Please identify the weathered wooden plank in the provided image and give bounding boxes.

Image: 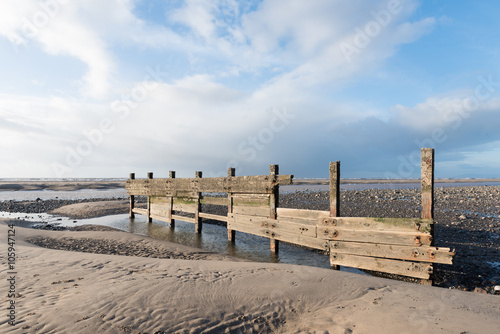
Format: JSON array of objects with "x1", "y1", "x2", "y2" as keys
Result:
[
  {"x1": 194, "y1": 171, "x2": 203, "y2": 234},
  {"x1": 233, "y1": 214, "x2": 317, "y2": 238},
  {"x1": 421, "y1": 148, "x2": 434, "y2": 220},
  {"x1": 228, "y1": 216, "x2": 329, "y2": 251},
  {"x1": 232, "y1": 194, "x2": 270, "y2": 206},
  {"x1": 277, "y1": 208, "x2": 330, "y2": 221},
  {"x1": 150, "y1": 204, "x2": 170, "y2": 217},
  {"x1": 126, "y1": 174, "x2": 294, "y2": 196},
  {"x1": 173, "y1": 197, "x2": 198, "y2": 205},
  {"x1": 129, "y1": 173, "x2": 135, "y2": 218},
  {"x1": 199, "y1": 212, "x2": 228, "y2": 222},
  {"x1": 171, "y1": 214, "x2": 196, "y2": 224},
  {"x1": 172, "y1": 203, "x2": 197, "y2": 213},
  {"x1": 150, "y1": 214, "x2": 172, "y2": 224},
  {"x1": 329, "y1": 241, "x2": 454, "y2": 264},
  {"x1": 132, "y1": 208, "x2": 148, "y2": 216},
  {"x1": 330, "y1": 161, "x2": 340, "y2": 217},
  {"x1": 318, "y1": 227, "x2": 433, "y2": 246},
  {"x1": 233, "y1": 205, "x2": 270, "y2": 217},
  {"x1": 277, "y1": 174, "x2": 294, "y2": 186},
  {"x1": 200, "y1": 196, "x2": 227, "y2": 206},
  {"x1": 330, "y1": 253, "x2": 432, "y2": 279},
  {"x1": 321, "y1": 217, "x2": 433, "y2": 233},
  {"x1": 150, "y1": 196, "x2": 171, "y2": 204},
  {"x1": 227, "y1": 167, "x2": 236, "y2": 242}
]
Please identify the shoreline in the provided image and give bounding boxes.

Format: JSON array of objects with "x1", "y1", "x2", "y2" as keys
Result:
[{"x1": 1, "y1": 178, "x2": 500, "y2": 192}]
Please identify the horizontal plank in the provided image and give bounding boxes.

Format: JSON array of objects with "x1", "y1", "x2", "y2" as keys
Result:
[
  {"x1": 329, "y1": 241, "x2": 454, "y2": 264},
  {"x1": 132, "y1": 208, "x2": 148, "y2": 216},
  {"x1": 233, "y1": 205, "x2": 270, "y2": 217},
  {"x1": 172, "y1": 203, "x2": 197, "y2": 214},
  {"x1": 150, "y1": 206, "x2": 170, "y2": 218},
  {"x1": 228, "y1": 215, "x2": 328, "y2": 251},
  {"x1": 173, "y1": 197, "x2": 198, "y2": 205},
  {"x1": 322, "y1": 217, "x2": 433, "y2": 233},
  {"x1": 233, "y1": 214, "x2": 317, "y2": 238},
  {"x1": 126, "y1": 174, "x2": 293, "y2": 195},
  {"x1": 318, "y1": 227, "x2": 432, "y2": 246},
  {"x1": 277, "y1": 208, "x2": 329, "y2": 221},
  {"x1": 330, "y1": 252, "x2": 432, "y2": 279},
  {"x1": 232, "y1": 194, "x2": 270, "y2": 207},
  {"x1": 171, "y1": 214, "x2": 196, "y2": 224},
  {"x1": 150, "y1": 214, "x2": 173, "y2": 224},
  {"x1": 200, "y1": 196, "x2": 227, "y2": 206},
  {"x1": 199, "y1": 212, "x2": 228, "y2": 222},
  {"x1": 150, "y1": 196, "x2": 171, "y2": 204}
]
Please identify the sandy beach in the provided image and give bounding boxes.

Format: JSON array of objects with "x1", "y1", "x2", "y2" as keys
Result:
[
  {"x1": 1, "y1": 180, "x2": 500, "y2": 333},
  {"x1": 1, "y1": 222, "x2": 500, "y2": 334}
]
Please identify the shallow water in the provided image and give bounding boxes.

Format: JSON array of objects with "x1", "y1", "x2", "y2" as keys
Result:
[
  {"x1": 1, "y1": 210, "x2": 365, "y2": 273},
  {"x1": 0, "y1": 189, "x2": 128, "y2": 201}
]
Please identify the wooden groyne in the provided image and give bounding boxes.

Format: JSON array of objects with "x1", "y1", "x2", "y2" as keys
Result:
[{"x1": 126, "y1": 148, "x2": 454, "y2": 284}]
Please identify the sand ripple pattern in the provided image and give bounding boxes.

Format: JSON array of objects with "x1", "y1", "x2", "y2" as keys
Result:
[{"x1": 26, "y1": 237, "x2": 212, "y2": 260}]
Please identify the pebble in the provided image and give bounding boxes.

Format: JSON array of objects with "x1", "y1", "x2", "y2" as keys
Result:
[{"x1": 473, "y1": 287, "x2": 487, "y2": 294}]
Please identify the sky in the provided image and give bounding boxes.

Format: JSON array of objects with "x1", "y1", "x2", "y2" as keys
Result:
[{"x1": 1, "y1": 0, "x2": 500, "y2": 179}]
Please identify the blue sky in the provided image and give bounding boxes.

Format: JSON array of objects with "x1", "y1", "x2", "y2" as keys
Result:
[{"x1": 1, "y1": 0, "x2": 499, "y2": 179}]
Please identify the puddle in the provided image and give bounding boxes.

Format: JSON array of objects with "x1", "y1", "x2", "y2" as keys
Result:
[{"x1": 1, "y1": 211, "x2": 365, "y2": 274}]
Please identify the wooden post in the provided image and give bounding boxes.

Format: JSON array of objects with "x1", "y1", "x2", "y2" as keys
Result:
[
  {"x1": 194, "y1": 171, "x2": 202, "y2": 234},
  {"x1": 169, "y1": 171, "x2": 175, "y2": 229},
  {"x1": 147, "y1": 172, "x2": 153, "y2": 223},
  {"x1": 129, "y1": 173, "x2": 135, "y2": 218},
  {"x1": 421, "y1": 148, "x2": 434, "y2": 285},
  {"x1": 329, "y1": 161, "x2": 340, "y2": 217},
  {"x1": 270, "y1": 164, "x2": 279, "y2": 254},
  {"x1": 421, "y1": 148, "x2": 434, "y2": 220},
  {"x1": 329, "y1": 161, "x2": 341, "y2": 270},
  {"x1": 227, "y1": 167, "x2": 236, "y2": 242}
]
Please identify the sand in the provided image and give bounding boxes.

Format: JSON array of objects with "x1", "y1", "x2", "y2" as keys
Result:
[
  {"x1": 1, "y1": 220, "x2": 499, "y2": 334},
  {"x1": 49, "y1": 200, "x2": 131, "y2": 219}
]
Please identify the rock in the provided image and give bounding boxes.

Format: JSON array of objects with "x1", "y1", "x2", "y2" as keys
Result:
[
  {"x1": 458, "y1": 215, "x2": 467, "y2": 220},
  {"x1": 473, "y1": 287, "x2": 488, "y2": 294},
  {"x1": 494, "y1": 286, "x2": 500, "y2": 293}
]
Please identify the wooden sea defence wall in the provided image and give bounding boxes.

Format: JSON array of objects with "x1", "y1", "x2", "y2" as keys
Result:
[{"x1": 126, "y1": 148, "x2": 455, "y2": 284}]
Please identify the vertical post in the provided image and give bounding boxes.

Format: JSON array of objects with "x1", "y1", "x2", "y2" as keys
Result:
[
  {"x1": 227, "y1": 167, "x2": 236, "y2": 242},
  {"x1": 147, "y1": 172, "x2": 153, "y2": 223},
  {"x1": 421, "y1": 148, "x2": 434, "y2": 285},
  {"x1": 329, "y1": 161, "x2": 341, "y2": 270},
  {"x1": 129, "y1": 173, "x2": 135, "y2": 218},
  {"x1": 270, "y1": 164, "x2": 279, "y2": 254},
  {"x1": 421, "y1": 148, "x2": 434, "y2": 220},
  {"x1": 194, "y1": 171, "x2": 202, "y2": 234},
  {"x1": 329, "y1": 161, "x2": 340, "y2": 217},
  {"x1": 169, "y1": 171, "x2": 175, "y2": 229}
]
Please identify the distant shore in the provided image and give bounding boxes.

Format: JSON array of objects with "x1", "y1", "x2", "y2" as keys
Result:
[
  {"x1": 293, "y1": 178, "x2": 500, "y2": 185},
  {"x1": 1, "y1": 178, "x2": 500, "y2": 192}
]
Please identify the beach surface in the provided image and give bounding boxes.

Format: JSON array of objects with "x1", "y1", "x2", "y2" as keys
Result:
[
  {"x1": 2, "y1": 220, "x2": 500, "y2": 333},
  {"x1": 1, "y1": 180, "x2": 500, "y2": 333}
]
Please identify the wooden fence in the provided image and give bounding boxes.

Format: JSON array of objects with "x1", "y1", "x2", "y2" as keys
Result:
[{"x1": 126, "y1": 148, "x2": 455, "y2": 284}]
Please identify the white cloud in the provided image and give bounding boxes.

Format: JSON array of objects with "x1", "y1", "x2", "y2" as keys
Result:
[{"x1": 6, "y1": 1, "x2": 496, "y2": 178}]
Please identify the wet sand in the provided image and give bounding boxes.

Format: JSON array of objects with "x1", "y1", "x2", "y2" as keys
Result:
[{"x1": 1, "y1": 222, "x2": 499, "y2": 333}]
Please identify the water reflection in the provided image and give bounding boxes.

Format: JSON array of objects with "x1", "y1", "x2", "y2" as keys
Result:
[{"x1": 1, "y1": 210, "x2": 363, "y2": 273}]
